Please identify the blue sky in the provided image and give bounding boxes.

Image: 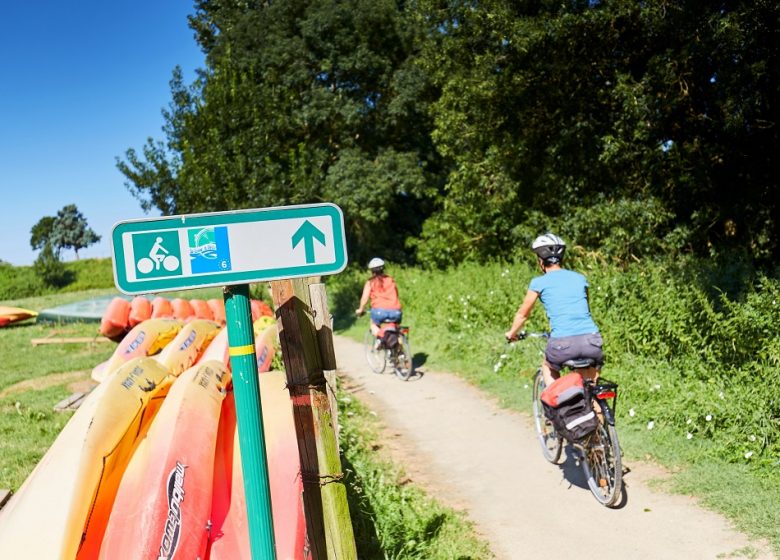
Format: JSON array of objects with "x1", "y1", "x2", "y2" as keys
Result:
[{"x1": 0, "y1": 1, "x2": 204, "y2": 266}]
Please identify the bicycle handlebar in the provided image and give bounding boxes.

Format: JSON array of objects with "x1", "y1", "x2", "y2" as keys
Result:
[{"x1": 506, "y1": 331, "x2": 549, "y2": 342}]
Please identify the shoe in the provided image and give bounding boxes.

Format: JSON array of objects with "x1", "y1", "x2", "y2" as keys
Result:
[{"x1": 373, "y1": 339, "x2": 382, "y2": 351}]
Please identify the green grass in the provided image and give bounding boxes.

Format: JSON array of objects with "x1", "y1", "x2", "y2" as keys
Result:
[{"x1": 0, "y1": 320, "x2": 115, "y2": 490}]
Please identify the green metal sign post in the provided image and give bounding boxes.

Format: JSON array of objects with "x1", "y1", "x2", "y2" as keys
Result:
[
  {"x1": 110, "y1": 203, "x2": 349, "y2": 560},
  {"x1": 224, "y1": 284, "x2": 276, "y2": 560}
]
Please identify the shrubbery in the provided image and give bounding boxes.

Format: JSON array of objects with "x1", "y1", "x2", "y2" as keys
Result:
[
  {"x1": 0, "y1": 258, "x2": 115, "y2": 302},
  {"x1": 328, "y1": 253, "x2": 780, "y2": 473}
]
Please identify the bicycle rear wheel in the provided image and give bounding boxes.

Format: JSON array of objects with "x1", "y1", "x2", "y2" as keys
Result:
[
  {"x1": 581, "y1": 421, "x2": 623, "y2": 507},
  {"x1": 364, "y1": 330, "x2": 386, "y2": 374},
  {"x1": 392, "y1": 334, "x2": 413, "y2": 380},
  {"x1": 532, "y1": 370, "x2": 563, "y2": 463}
]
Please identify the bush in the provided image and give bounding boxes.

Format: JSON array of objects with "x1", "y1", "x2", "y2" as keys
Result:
[
  {"x1": 33, "y1": 244, "x2": 72, "y2": 288},
  {"x1": 0, "y1": 262, "x2": 45, "y2": 300}
]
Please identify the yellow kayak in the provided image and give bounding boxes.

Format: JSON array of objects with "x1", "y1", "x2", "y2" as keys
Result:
[{"x1": 0, "y1": 306, "x2": 37, "y2": 327}]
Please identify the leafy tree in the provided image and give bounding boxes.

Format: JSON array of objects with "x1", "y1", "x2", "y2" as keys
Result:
[
  {"x1": 30, "y1": 216, "x2": 57, "y2": 252},
  {"x1": 49, "y1": 204, "x2": 101, "y2": 260},
  {"x1": 30, "y1": 205, "x2": 101, "y2": 260},
  {"x1": 118, "y1": 0, "x2": 444, "y2": 264},
  {"x1": 413, "y1": 0, "x2": 779, "y2": 265}
]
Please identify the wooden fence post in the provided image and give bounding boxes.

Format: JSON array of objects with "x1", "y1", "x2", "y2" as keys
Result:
[
  {"x1": 271, "y1": 278, "x2": 356, "y2": 560},
  {"x1": 308, "y1": 283, "x2": 340, "y2": 441}
]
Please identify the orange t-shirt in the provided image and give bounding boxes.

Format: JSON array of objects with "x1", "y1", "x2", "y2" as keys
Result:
[{"x1": 369, "y1": 275, "x2": 401, "y2": 310}]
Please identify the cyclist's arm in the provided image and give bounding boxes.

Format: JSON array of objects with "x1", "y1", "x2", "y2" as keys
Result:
[
  {"x1": 505, "y1": 289, "x2": 539, "y2": 340},
  {"x1": 355, "y1": 281, "x2": 371, "y2": 315}
]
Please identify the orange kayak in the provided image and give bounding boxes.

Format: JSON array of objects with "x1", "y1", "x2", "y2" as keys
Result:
[
  {"x1": 99, "y1": 361, "x2": 231, "y2": 560},
  {"x1": 99, "y1": 297, "x2": 131, "y2": 340}
]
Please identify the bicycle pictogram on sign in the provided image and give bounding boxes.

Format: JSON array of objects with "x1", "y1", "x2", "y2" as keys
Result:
[{"x1": 132, "y1": 231, "x2": 182, "y2": 278}]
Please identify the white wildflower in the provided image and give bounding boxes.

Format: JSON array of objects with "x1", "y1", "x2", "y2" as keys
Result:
[
  {"x1": 749, "y1": 435, "x2": 757, "y2": 442},
  {"x1": 647, "y1": 421, "x2": 655, "y2": 430},
  {"x1": 718, "y1": 391, "x2": 725, "y2": 400},
  {"x1": 500, "y1": 354, "x2": 508, "y2": 360},
  {"x1": 686, "y1": 432, "x2": 693, "y2": 440},
  {"x1": 629, "y1": 408, "x2": 636, "y2": 417},
  {"x1": 745, "y1": 451, "x2": 753, "y2": 459},
  {"x1": 654, "y1": 384, "x2": 661, "y2": 390},
  {"x1": 705, "y1": 414, "x2": 712, "y2": 422},
  {"x1": 493, "y1": 364, "x2": 500, "y2": 373},
  {"x1": 523, "y1": 384, "x2": 529, "y2": 389},
  {"x1": 686, "y1": 418, "x2": 692, "y2": 425}
]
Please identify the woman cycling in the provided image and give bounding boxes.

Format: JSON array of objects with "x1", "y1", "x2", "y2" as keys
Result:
[
  {"x1": 355, "y1": 257, "x2": 403, "y2": 337},
  {"x1": 505, "y1": 233, "x2": 603, "y2": 386}
]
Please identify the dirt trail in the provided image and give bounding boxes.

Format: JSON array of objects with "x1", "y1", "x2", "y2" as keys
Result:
[{"x1": 334, "y1": 335, "x2": 774, "y2": 560}]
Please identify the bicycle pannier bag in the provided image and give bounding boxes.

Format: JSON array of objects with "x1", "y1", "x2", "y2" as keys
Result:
[
  {"x1": 382, "y1": 329, "x2": 399, "y2": 349},
  {"x1": 540, "y1": 375, "x2": 598, "y2": 441}
]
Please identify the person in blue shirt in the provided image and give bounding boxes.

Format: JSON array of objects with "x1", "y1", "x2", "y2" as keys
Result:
[{"x1": 505, "y1": 233, "x2": 603, "y2": 386}]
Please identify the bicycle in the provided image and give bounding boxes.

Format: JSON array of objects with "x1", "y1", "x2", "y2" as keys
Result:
[
  {"x1": 517, "y1": 331, "x2": 623, "y2": 507},
  {"x1": 363, "y1": 322, "x2": 413, "y2": 380}
]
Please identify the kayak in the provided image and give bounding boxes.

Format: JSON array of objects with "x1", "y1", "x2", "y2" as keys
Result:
[
  {"x1": 91, "y1": 318, "x2": 182, "y2": 383},
  {"x1": 208, "y1": 322, "x2": 306, "y2": 560},
  {"x1": 62, "y1": 357, "x2": 173, "y2": 559},
  {"x1": 0, "y1": 382, "x2": 108, "y2": 558},
  {"x1": 154, "y1": 319, "x2": 221, "y2": 376},
  {"x1": 0, "y1": 305, "x2": 38, "y2": 327},
  {"x1": 208, "y1": 370, "x2": 307, "y2": 560},
  {"x1": 99, "y1": 360, "x2": 231, "y2": 559},
  {"x1": 1, "y1": 315, "x2": 307, "y2": 560}
]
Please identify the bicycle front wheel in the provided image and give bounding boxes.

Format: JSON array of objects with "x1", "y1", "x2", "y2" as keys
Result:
[
  {"x1": 364, "y1": 330, "x2": 386, "y2": 374},
  {"x1": 532, "y1": 370, "x2": 563, "y2": 463},
  {"x1": 582, "y1": 422, "x2": 623, "y2": 507},
  {"x1": 392, "y1": 334, "x2": 413, "y2": 381}
]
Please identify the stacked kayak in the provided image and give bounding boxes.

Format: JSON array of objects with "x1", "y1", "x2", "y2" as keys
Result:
[
  {"x1": 0, "y1": 316, "x2": 307, "y2": 560},
  {"x1": 0, "y1": 306, "x2": 38, "y2": 327},
  {"x1": 99, "y1": 295, "x2": 274, "y2": 341}
]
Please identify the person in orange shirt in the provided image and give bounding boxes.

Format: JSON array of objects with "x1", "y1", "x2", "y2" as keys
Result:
[{"x1": 355, "y1": 257, "x2": 402, "y2": 337}]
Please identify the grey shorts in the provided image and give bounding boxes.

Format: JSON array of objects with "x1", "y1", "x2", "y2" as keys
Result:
[{"x1": 545, "y1": 333, "x2": 604, "y2": 372}]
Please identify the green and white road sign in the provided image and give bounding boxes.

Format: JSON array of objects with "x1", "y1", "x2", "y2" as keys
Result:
[{"x1": 111, "y1": 203, "x2": 347, "y2": 294}]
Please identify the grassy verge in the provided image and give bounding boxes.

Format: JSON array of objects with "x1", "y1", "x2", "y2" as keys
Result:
[
  {"x1": 339, "y1": 390, "x2": 493, "y2": 559},
  {"x1": 0, "y1": 320, "x2": 114, "y2": 489},
  {"x1": 327, "y1": 261, "x2": 780, "y2": 555}
]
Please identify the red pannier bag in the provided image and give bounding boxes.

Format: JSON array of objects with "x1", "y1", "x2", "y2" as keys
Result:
[{"x1": 540, "y1": 374, "x2": 599, "y2": 441}]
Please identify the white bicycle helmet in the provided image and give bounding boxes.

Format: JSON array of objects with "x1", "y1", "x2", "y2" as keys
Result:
[
  {"x1": 367, "y1": 257, "x2": 385, "y2": 271},
  {"x1": 531, "y1": 233, "x2": 566, "y2": 265}
]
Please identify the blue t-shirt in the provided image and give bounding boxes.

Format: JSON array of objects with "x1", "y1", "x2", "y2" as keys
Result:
[{"x1": 528, "y1": 269, "x2": 599, "y2": 338}]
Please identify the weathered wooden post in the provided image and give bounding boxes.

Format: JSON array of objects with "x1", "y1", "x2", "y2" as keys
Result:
[{"x1": 271, "y1": 277, "x2": 356, "y2": 560}]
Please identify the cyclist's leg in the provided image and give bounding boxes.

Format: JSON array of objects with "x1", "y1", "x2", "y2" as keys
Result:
[
  {"x1": 369, "y1": 308, "x2": 386, "y2": 337},
  {"x1": 541, "y1": 359, "x2": 559, "y2": 387}
]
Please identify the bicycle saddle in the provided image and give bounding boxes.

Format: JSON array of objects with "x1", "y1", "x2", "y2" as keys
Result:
[{"x1": 562, "y1": 358, "x2": 597, "y2": 369}]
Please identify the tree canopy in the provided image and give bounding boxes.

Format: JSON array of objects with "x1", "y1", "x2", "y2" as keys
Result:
[
  {"x1": 30, "y1": 204, "x2": 101, "y2": 260},
  {"x1": 118, "y1": 0, "x2": 779, "y2": 268}
]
